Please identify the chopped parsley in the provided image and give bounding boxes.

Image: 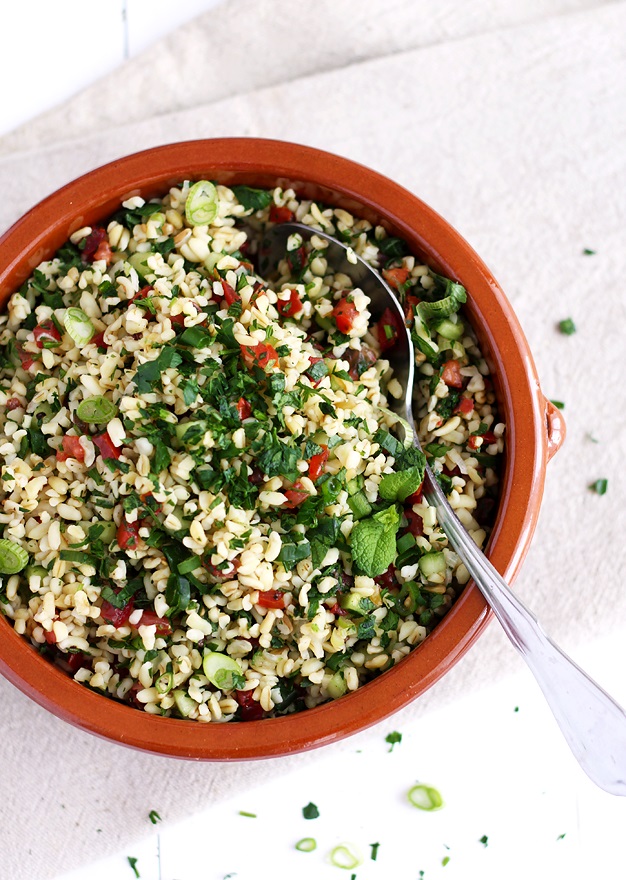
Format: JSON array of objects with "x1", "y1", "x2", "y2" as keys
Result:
[
  {"x1": 385, "y1": 731, "x2": 402, "y2": 752},
  {"x1": 302, "y1": 801, "x2": 320, "y2": 820},
  {"x1": 582, "y1": 247, "x2": 596, "y2": 255},
  {"x1": 370, "y1": 842, "x2": 380, "y2": 861},
  {"x1": 557, "y1": 318, "x2": 576, "y2": 335},
  {"x1": 479, "y1": 835, "x2": 489, "y2": 847},
  {"x1": 127, "y1": 856, "x2": 140, "y2": 878},
  {"x1": 590, "y1": 478, "x2": 608, "y2": 495},
  {"x1": 148, "y1": 809, "x2": 161, "y2": 825},
  {"x1": 550, "y1": 399, "x2": 565, "y2": 410}
]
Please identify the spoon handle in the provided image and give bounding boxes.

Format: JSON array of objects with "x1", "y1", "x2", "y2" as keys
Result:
[{"x1": 424, "y1": 472, "x2": 626, "y2": 795}]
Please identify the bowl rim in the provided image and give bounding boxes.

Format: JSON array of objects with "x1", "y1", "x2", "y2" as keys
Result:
[{"x1": 0, "y1": 138, "x2": 550, "y2": 760}]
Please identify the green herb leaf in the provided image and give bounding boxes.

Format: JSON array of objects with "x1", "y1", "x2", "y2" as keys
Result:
[
  {"x1": 558, "y1": 318, "x2": 576, "y2": 335},
  {"x1": 590, "y1": 478, "x2": 608, "y2": 495},
  {"x1": 370, "y1": 842, "x2": 381, "y2": 861},
  {"x1": 582, "y1": 247, "x2": 596, "y2": 255},
  {"x1": 302, "y1": 802, "x2": 320, "y2": 820},
  {"x1": 350, "y1": 505, "x2": 400, "y2": 577},
  {"x1": 127, "y1": 856, "x2": 140, "y2": 878},
  {"x1": 479, "y1": 835, "x2": 489, "y2": 847},
  {"x1": 550, "y1": 399, "x2": 565, "y2": 410},
  {"x1": 385, "y1": 731, "x2": 402, "y2": 752},
  {"x1": 231, "y1": 185, "x2": 273, "y2": 213},
  {"x1": 379, "y1": 463, "x2": 425, "y2": 502},
  {"x1": 134, "y1": 346, "x2": 182, "y2": 394},
  {"x1": 148, "y1": 809, "x2": 161, "y2": 825}
]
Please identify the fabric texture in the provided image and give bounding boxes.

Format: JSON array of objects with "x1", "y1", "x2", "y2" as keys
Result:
[{"x1": 0, "y1": 2, "x2": 624, "y2": 878}]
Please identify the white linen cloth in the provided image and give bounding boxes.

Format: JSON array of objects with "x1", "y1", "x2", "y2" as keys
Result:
[{"x1": 0, "y1": 2, "x2": 625, "y2": 877}]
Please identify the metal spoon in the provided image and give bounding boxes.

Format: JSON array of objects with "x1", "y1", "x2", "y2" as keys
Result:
[{"x1": 262, "y1": 221, "x2": 626, "y2": 796}]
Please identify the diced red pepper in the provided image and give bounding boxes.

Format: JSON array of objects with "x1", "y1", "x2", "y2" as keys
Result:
[
  {"x1": 236, "y1": 397, "x2": 252, "y2": 420},
  {"x1": 234, "y1": 689, "x2": 265, "y2": 721},
  {"x1": 382, "y1": 266, "x2": 409, "y2": 290},
  {"x1": 116, "y1": 520, "x2": 141, "y2": 551},
  {"x1": 134, "y1": 609, "x2": 172, "y2": 636},
  {"x1": 90, "y1": 330, "x2": 108, "y2": 349},
  {"x1": 455, "y1": 396, "x2": 474, "y2": 416},
  {"x1": 269, "y1": 204, "x2": 295, "y2": 223},
  {"x1": 405, "y1": 483, "x2": 424, "y2": 505},
  {"x1": 283, "y1": 483, "x2": 309, "y2": 508},
  {"x1": 257, "y1": 590, "x2": 286, "y2": 609},
  {"x1": 441, "y1": 359, "x2": 464, "y2": 389},
  {"x1": 56, "y1": 435, "x2": 85, "y2": 463},
  {"x1": 332, "y1": 297, "x2": 358, "y2": 334},
  {"x1": 81, "y1": 227, "x2": 108, "y2": 262},
  {"x1": 16, "y1": 346, "x2": 35, "y2": 371},
  {"x1": 33, "y1": 319, "x2": 62, "y2": 349},
  {"x1": 222, "y1": 280, "x2": 240, "y2": 306},
  {"x1": 277, "y1": 289, "x2": 303, "y2": 318},
  {"x1": 328, "y1": 602, "x2": 348, "y2": 617},
  {"x1": 169, "y1": 313, "x2": 186, "y2": 327},
  {"x1": 308, "y1": 445, "x2": 329, "y2": 481},
  {"x1": 376, "y1": 307, "x2": 404, "y2": 352},
  {"x1": 93, "y1": 431, "x2": 121, "y2": 460},
  {"x1": 6, "y1": 397, "x2": 22, "y2": 411},
  {"x1": 100, "y1": 596, "x2": 135, "y2": 627},
  {"x1": 404, "y1": 509, "x2": 424, "y2": 537},
  {"x1": 239, "y1": 341, "x2": 279, "y2": 372},
  {"x1": 482, "y1": 430, "x2": 497, "y2": 444}
]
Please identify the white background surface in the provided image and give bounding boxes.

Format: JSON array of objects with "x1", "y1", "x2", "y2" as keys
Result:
[{"x1": 3, "y1": 3, "x2": 626, "y2": 879}]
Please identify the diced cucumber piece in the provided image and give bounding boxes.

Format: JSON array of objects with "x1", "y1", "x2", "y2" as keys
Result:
[
  {"x1": 346, "y1": 475, "x2": 365, "y2": 496},
  {"x1": 25, "y1": 564, "x2": 48, "y2": 581},
  {"x1": 434, "y1": 318, "x2": 465, "y2": 341},
  {"x1": 347, "y1": 490, "x2": 373, "y2": 520},
  {"x1": 327, "y1": 671, "x2": 347, "y2": 700},
  {"x1": 418, "y1": 551, "x2": 446, "y2": 579},
  {"x1": 202, "y1": 651, "x2": 244, "y2": 691},
  {"x1": 315, "y1": 312, "x2": 334, "y2": 333},
  {"x1": 93, "y1": 521, "x2": 117, "y2": 544},
  {"x1": 173, "y1": 690, "x2": 196, "y2": 717},
  {"x1": 339, "y1": 591, "x2": 370, "y2": 614},
  {"x1": 128, "y1": 251, "x2": 156, "y2": 281},
  {"x1": 336, "y1": 617, "x2": 357, "y2": 634},
  {"x1": 163, "y1": 505, "x2": 191, "y2": 534},
  {"x1": 174, "y1": 420, "x2": 205, "y2": 446}
]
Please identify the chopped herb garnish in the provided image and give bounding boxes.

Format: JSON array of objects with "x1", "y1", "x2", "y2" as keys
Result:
[
  {"x1": 302, "y1": 802, "x2": 320, "y2": 820},
  {"x1": 442, "y1": 856, "x2": 450, "y2": 867},
  {"x1": 550, "y1": 399, "x2": 565, "y2": 410},
  {"x1": 590, "y1": 478, "x2": 608, "y2": 495},
  {"x1": 385, "y1": 731, "x2": 402, "y2": 752},
  {"x1": 238, "y1": 810, "x2": 257, "y2": 818},
  {"x1": 557, "y1": 833, "x2": 566, "y2": 841},
  {"x1": 557, "y1": 318, "x2": 576, "y2": 335},
  {"x1": 127, "y1": 856, "x2": 140, "y2": 878},
  {"x1": 408, "y1": 784, "x2": 444, "y2": 811},
  {"x1": 148, "y1": 809, "x2": 161, "y2": 825},
  {"x1": 582, "y1": 247, "x2": 596, "y2": 255},
  {"x1": 479, "y1": 835, "x2": 489, "y2": 847},
  {"x1": 370, "y1": 842, "x2": 380, "y2": 861}
]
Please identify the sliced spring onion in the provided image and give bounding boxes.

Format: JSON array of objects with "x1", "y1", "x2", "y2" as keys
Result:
[
  {"x1": 64, "y1": 308, "x2": 94, "y2": 347},
  {"x1": 330, "y1": 844, "x2": 362, "y2": 870},
  {"x1": 407, "y1": 783, "x2": 444, "y2": 811},
  {"x1": 418, "y1": 551, "x2": 446, "y2": 579},
  {"x1": 128, "y1": 251, "x2": 156, "y2": 281},
  {"x1": 296, "y1": 838, "x2": 317, "y2": 853},
  {"x1": 0, "y1": 539, "x2": 29, "y2": 574},
  {"x1": 202, "y1": 651, "x2": 244, "y2": 690},
  {"x1": 25, "y1": 563, "x2": 48, "y2": 581},
  {"x1": 417, "y1": 294, "x2": 465, "y2": 324},
  {"x1": 185, "y1": 180, "x2": 219, "y2": 226},
  {"x1": 76, "y1": 396, "x2": 117, "y2": 424},
  {"x1": 327, "y1": 671, "x2": 347, "y2": 700},
  {"x1": 172, "y1": 689, "x2": 196, "y2": 717},
  {"x1": 155, "y1": 672, "x2": 174, "y2": 695}
]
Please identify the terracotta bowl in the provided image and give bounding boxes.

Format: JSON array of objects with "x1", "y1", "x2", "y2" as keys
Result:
[{"x1": 0, "y1": 139, "x2": 565, "y2": 760}]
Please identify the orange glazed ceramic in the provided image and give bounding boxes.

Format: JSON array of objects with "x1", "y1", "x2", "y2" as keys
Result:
[{"x1": 0, "y1": 139, "x2": 564, "y2": 760}]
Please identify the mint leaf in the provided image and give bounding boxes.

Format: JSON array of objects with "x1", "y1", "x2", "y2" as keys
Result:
[
  {"x1": 350, "y1": 506, "x2": 400, "y2": 576},
  {"x1": 231, "y1": 186, "x2": 273, "y2": 212},
  {"x1": 378, "y1": 464, "x2": 425, "y2": 502}
]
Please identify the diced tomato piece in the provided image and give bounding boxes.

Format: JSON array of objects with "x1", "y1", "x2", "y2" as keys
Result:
[
  {"x1": 405, "y1": 483, "x2": 424, "y2": 505},
  {"x1": 234, "y1": 689, "x2": 265, "y2": 721},
  {"x1": 345, "y1": 346, "x2": 377, "y2": 380},
  {"x1": 81, "y1": 227, "x2": 108, "y2": 262},
  {"x1": 140, "y1": 492, "x2": 163, "y2": 515},
  {"x1": 100, "y1": 596, "x2": 135, "y2": 627},
  {"x1": 269, "y1": 204, "x2": 295, "y2": 223},
  {"x1": 328, "y1": 602, "x2": 348, "y2": 617},
  {"x1": 90, "y1": 330, "x2": 108, "y2": 349},
  {"x1": 202, "y1": 558, "x2": 240, "y2": 582},
  {"x1": 376, "y1": 307, "x2": 404, "y2": 352},
  {"x1": 33, "y1": 319, "x2": 62, "y2": 349},
  {"x1": 404, "y1": 293, "x2": 421, "y2": 322},
  {"x1": 44, "y1": 628, "x2": 57, "y2": 645},
  {"x1": 236, "y1": 397, "x2": 252, "y2": 420},
  {"x1": 441, "y1": 359, "x2": 464, "y2": 389},
  {"x1": 222, "y1": 280, "x2": 240, "y2": 306},
  {"x1": 374, "y1": 564, "x2": 397, "y2": 589},
  {"x1": 93, "y1": 239, "x2": 113, "y2": 264},
  {"x1": 287, "y1": 245, "x2": 307, "y2": 274},
  {"x1": 443, "y1": 464, "x2": 462, "y2": 478},
  {"x1": 283, "y1": 483, "x2": 309, "y2": 508},
  {"x1": 482, "y1": 430, "x2": 497, "y2": 444},
  {"x1": 308, "y1": 445, "x2": 329, "y2": 481},
  {"x1": 257, "y1": 590, "x2": 286, "y2": 609},
  {"x1": 332, "y1": 297, "x2": 358, "y2": 334},
  {"x1": 467, "y1": 435, "x2": 482, "y2": 451},
  {"x1": 277, "y1": 288, "x2": 303, "y2": 318},
  {"x1": 455, "y1": 396, "x2": 474, "y2": 416},
  {"x1": 169, "y1": 313, "x2": 186, "y2": 327},
  {"x1": 249, "y1": 466, "x2": 264, "y2": 485},
  {"x1": 382, "y1": 266, "x2": 409, "y2": 289},
  {"x1": 66, "y1": 652, "x2": 90, "y2": 673},
  {"x1": 6, "y1": 397, "x2": 22, "y2": 411},
  {"x1": 56, "y1": 435, "x2": 85, "y2": 463},
  {"x1": 16, "y1": 346, "x2": 35, "y2": 370},
  {"x1": 239, "y1": 342, "x2": 279, "y2": 372},
  {"x1": 404, "y1": 509, "x2": 424, "y2": 537},
  {"x1": 93, "y1": 432, "x2": 121, "y2": 460},
  {"x1": 117, "y1": 520, "x2": 141, "y2": 551},
  {"x1": 134, "y1": 609, "x2": 172, "y2": 636}
]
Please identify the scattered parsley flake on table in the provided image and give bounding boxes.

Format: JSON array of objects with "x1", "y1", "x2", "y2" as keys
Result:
[
  {"x1": 302, "y1": 801, "x2": 320, "y2": 819},
  {"x1": 148, "y1": 809, "x2": 161, "y2": 824},
  {"x1": 238, "y1": 810, "x2": 257, "y2": 818},
  {"x1": 479, "y1": 835, "x2": 489, "y2": 847},
  {"x1": 558, "y1": 318, "x2": 576, "y2": 335},
  {"x1": 550, "y1": 399, "x2": 565, "y2": 410},
  {"x1": 370, "y1": 842, "x2": 381, "y2": 861},
  {"x1": 442, "y1": 856, "x2": 450, "y2": 867},
  {"x1": 590, "y1": 479, "x2": 608, "y2": 495},
  {"x1": 582, "y1": 247, "x2": 596, "y2": 255},
  {"x1": 557, "y1": 833, "x2": 567, "y2": 841},
  {"x1": 127, "y1": 856, "x2": 140, "y2": 878},
  {"x1": 385, "y1": 731, "x2": 402, "y2": 752}
]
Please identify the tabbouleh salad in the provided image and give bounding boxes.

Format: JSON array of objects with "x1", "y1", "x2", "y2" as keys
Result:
[{"x1": 0, "y1": 181, "x2": 504, "y2": 721}]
